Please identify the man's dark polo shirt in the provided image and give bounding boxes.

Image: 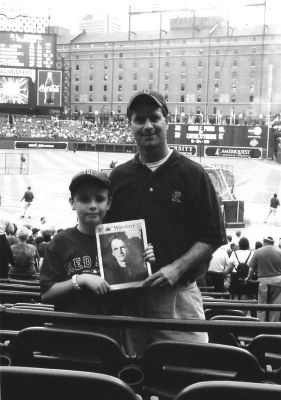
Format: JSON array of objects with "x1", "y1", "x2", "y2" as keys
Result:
[{"x1": 106, "y1": 150, "x2": 226, "y2": 275}]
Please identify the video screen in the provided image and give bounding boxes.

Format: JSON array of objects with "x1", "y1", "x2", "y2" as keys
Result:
[{"x1": 0, "y1": 76, "x2": 29, "y2": 104}]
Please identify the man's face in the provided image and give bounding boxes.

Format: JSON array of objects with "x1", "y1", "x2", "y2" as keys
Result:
[
  {"x1": 130, "y1": 103, "x2": 168, "y2": 151},
  {"x1": 111, "y1": 238, "x2": 127, "y2": 263}
]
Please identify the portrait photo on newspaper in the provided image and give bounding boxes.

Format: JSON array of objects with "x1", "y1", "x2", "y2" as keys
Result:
[{"x1": 96, "y1": 219, "x2": 151, "y2": 290}]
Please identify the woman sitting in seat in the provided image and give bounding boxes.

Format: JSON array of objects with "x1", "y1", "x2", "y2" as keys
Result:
[{"x1": 9, "y1": 227, "x2": 39, "y2": 280}]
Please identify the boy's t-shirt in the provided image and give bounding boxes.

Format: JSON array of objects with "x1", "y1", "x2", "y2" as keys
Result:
[{"x1": 40, "y1": 226, "x2": 120, "y2": 315}]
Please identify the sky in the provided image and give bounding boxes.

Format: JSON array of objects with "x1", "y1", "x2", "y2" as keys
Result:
[{"x1": 0, "y1": 0, "x2": 280, "y2": 33}]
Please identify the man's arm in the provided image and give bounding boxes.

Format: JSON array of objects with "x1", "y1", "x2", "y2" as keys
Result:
[
  {"x1": 245, "y1": 254, "x2": 257, "y2": 281},
  {"x1": 245, "y1": 266, "x2": 255, "y2": 281},
  {"x1": 143, "y1": 241, "x2": 214, "y2": 288}
]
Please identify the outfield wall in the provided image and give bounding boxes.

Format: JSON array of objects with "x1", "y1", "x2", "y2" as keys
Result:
[{"x1": 0, "y1": 124, "x2": 275, "y2": 159}]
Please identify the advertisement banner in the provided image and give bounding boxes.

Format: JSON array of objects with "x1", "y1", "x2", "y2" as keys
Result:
[
  {"x1": 15, "y1": 141, "x2": 68, "y2": 150},
  {"x1": 204, "y1": 146, "x2": 262, "y2": 158},
  {"x1": 37, "y1": 69, "x2": 62, "y2": 107},
  {"x1": 170, "y1": 144, "x2": 197, "y2": 156}
]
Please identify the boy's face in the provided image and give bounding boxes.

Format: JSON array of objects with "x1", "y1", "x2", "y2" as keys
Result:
[{"x1": 69, "y1": 183, "x2": 111, "y2": 231}]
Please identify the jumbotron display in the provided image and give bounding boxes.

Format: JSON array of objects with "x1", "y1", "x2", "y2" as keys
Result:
[
  {"x1": 0, "y1": 76, "x2": 29, "y2": 104},
  {"x1": 0, "y1": 31, "x2": 56, "y2": 69}
]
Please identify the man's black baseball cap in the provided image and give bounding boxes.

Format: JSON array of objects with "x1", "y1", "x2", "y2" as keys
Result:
[
  {"x1": 127, "y1": 90, "x2": 169, "y2": 118},
  {"x1": 69, "y1": 169, "x2": 110, "y2": 194}
]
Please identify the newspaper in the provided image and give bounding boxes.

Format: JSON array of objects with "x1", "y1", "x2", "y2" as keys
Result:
[{"x1": 96, "y1": 219, "x2": 151, "y2": 290}]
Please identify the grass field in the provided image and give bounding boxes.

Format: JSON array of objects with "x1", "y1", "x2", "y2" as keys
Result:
[{"x1": 0, "y1": 149, "x2": 280, "y2": 247}]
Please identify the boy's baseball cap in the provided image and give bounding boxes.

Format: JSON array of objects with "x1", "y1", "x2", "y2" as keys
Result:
[
  {"x1": 69, "y1": 169, "x2": 110, "y2": 194},
  {"x1": 127, "y1": 90, "x2": 169, "y2": 118}
]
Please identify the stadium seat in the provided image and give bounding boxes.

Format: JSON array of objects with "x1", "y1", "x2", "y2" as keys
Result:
[
  {"x1": 209, "y1": 315, "x2": 260, "y2": 346},
  {"x1": 206, "y1": 271, "x2": 225, "y2": 292},
  {"x1": 247, "y1": 334, "x2": 281, "y2": 372},
  {"x1": 0, "y1": 366, "x2": 138, "y2": 400},
  {"x1": 0, "y1": 283, "x2": 40, "y2": 292},
  {"x1": 175, "y1": 380, "x2": 281, "y2": 400},
  {"x1": 139, "y1": 340, "x2": 266, "y2": 400},
  {"x1": 201, "y1": 291, "x2": 231, "y2": 299},
  {"x1": 11, "y1": 326, "x2": 128, "y2": 376},
  {"x1": 205, "y1": 308, "x2": 245, "y2": 320},
  {"x1": 0, "y1": 290, "x2": 41, "y2": 303}
]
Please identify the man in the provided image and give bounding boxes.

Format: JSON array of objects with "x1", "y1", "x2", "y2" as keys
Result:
[
  {"x1": 207, "y1": 245, "x2": 230, "y2": 291},
  {"x1": 264, "y1": 193, "x2": 280, "y2": 224},
  {"x1": 20, "y1": 186, "x2": 34, "y2": 218},
  {"x1": 246, "y1": 236, "x2": 281, "y2": 321},
  {"x1": 104, "y1": 234, "x2": 148, "y2": 285},
  {"x1": 20, "y1": 153, "x2": 26, "y2": 173},
  {"x1": 106, "y1": 90, "x2": 226, "y2": 354}
]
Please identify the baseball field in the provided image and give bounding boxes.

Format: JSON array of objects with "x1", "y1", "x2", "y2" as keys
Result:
[{"x1": 0, "y1": 149, "x2": 280, "y2": 247}]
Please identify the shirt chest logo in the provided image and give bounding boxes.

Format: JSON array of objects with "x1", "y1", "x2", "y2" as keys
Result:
[{"x1": 171, "y1": 191, "x2": 182, "y2": 203}]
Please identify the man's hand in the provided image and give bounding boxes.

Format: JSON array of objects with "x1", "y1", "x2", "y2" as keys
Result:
[
  {"x1": 143, "y1": 263, "x2": 181, "y2": 288},
  {"x1": 78, "y1": 274, "x2": 110, "y2": 295}
]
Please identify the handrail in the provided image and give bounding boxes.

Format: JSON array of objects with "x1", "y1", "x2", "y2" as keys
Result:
[{"x1": 1, "y1": 306, "x2": 281, "y2": 336}]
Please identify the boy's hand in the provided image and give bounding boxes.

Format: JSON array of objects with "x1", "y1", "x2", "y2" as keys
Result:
[
  {"x1": 78, "y1": 274, "x2": 110, "y2": 295},
  {"x1": 143, "y1": 243, "x2": 155, "y2": 264}
]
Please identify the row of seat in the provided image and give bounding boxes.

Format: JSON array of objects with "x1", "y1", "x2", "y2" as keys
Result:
[
  {"x1": 1, "y1": 326, "x2": 281, "y2": 398},
  {"x1": 2, "y1": 367, "x2": 281, "y2": 400}
]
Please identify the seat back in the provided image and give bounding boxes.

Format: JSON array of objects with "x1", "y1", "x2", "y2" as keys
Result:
[
  {"x1": 247, "y1": 334, "x2": 281, "y2": 371},
  {"x1": 140, "y1": 341, "x2": 265, "y2": 399},
  {"x1": 206, "y1": 271, "x2": 225, "y2": 292},
  {"x1": 211, "y1": 315, "x2": 259, "y2": 322},
  {"x1": 205, "y1": 308, "x2": 245, "y2": 320},
  {"x1": 175, "y1": 380, "x2": 281, "y2": 400},
  {"x1": 0, "y1": 366, "x2": 138, "y2": 400},
  {"x1": 11, "y1": 326, "x2": 127, "y2": 376}
]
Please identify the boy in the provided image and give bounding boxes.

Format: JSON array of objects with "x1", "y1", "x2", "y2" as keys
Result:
[{"x1": 40, "y1": 169, "x2": 154, "y2": 316}]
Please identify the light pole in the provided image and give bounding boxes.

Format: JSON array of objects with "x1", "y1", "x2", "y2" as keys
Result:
[{"x1": 205, "y1": 23, "x2": 219, "y2": 123}]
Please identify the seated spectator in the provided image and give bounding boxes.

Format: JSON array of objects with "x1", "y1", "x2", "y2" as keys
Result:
[
  {"x1": 37, "y1": 230, "x2": 52, "y2": 269},
  {"x1": 39, "y1": 216, "x2": 48, "y2": 234},
  {"x1": 27, "y1": 227, "x2": 40, "y2": 247},
  {"x1": 221, "y1": 234, "x2": 233, "y2": 257},
  {"x1": 7, "y1": 223, "x2": 19, "y2": 246},
  {"x1": 9, "y1": 227, "x2": 40, "y2": 280},
  {"x1": 255, "y1": 241, "x2": 263, "y2": 250}
]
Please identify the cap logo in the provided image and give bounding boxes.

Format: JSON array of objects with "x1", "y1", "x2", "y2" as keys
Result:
[{"x1": 83, "y1": 169, "x2": 96, "y2": 175}]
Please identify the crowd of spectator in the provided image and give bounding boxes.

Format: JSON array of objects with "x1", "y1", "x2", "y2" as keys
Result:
[{"x1": 0, "y1": 116, "x2": 135, "y2": 144}]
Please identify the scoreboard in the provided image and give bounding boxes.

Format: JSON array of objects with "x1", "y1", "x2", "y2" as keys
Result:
[{"x1": 0, "y1": 31, "x2": 56, "y2": 69}]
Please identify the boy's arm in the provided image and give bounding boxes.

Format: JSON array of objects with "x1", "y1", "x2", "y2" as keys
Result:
[{"x1": 41, "y1": 274, "x2": 110, "y2": 303}]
